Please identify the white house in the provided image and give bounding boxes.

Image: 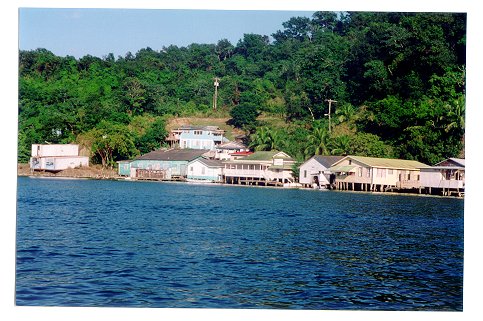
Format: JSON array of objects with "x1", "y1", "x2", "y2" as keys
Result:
[
  {"x1": 420, "y1": 158, "x2": 465, "y2": 196},
  {"x1": 187, "y1": 157, "x2": 224, "y2": 182},
  {"x1": 223, "y1": 151, "x2": 296, "y2": 187},
  {"x1": 30, "y1": 144, "x2": 89, "y2": 171},
  {"x1": 299, "y1": 155, "x2": 344, "y2": 188}
]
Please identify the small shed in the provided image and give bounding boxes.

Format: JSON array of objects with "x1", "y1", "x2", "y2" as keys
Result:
[
  {"x1": 299, "y1": 155, "x2": 344, "y2": 188},
  {"x1": 187, "y1": 157, "x2": 224, "y2": 182}
]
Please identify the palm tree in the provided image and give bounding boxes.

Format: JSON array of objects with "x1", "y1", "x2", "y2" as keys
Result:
[
  {"x1": 444, "y1": 96, "x2": 465, "y2": 134},
  {"x1": 304, "y1": 126, "x2": 330, "y2": 158},
  {"x1": 249, "y1": 127, "x2": 281, "y2": 151},
  {"x1": 329, "y1": 135, "x2": 350, "y2": 155},
  {"x1": 335, "y1": 103, "x2": 357, "y2": 124}
]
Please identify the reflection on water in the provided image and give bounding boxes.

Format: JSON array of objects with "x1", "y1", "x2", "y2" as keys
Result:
[{"x1": 16, "y1": 177, "x2": 463, "y2": 310}]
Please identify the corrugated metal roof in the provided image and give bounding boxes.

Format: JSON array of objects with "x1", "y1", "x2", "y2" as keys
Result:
[
  {"x1": 135, "y1": 149, "x2": 209, "y2": 161},
  {"x1": 312, "y1": 155, "x2": 345, "y2": 168},
  {"x1": 342, "y1": 155, "x2": 430, "y2": 169}
]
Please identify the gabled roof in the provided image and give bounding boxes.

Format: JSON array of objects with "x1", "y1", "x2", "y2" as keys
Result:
[
  {"x1": 311, "y1": 155, "x2": 345, "y2": 168},
  {"x1": 190, "y1": 157, "x2": 224, "y2": 168},
  {"x1": 435, "y1": 158, "x2": 465, "y2": 167},
  {"x1": 135, "y1": 149, "x2": 209, "y2": 161},
  {"x1": 331, "y1": 155, "x2": 430, "y2": 170}
]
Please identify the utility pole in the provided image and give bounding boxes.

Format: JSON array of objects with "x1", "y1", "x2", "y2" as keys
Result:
[
  {"x1": 213, "y1": 77, "x2": 220, "y2": 110},
  {"x1": 324, "y1": 99, "x2": 337, "y2": 133}
]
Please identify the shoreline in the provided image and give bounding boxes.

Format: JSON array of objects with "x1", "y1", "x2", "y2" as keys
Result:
[
  {"x1": 18, "y1": 174, "x2": 464, "y2": 200},
  {"x1": 18, "y1": 163, "x2": 464, "y2": 199}
]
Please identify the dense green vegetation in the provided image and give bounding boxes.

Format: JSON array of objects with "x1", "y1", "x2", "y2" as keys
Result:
[{"x1": 18, "y1": 11, "x2": 466, "y2": 166}]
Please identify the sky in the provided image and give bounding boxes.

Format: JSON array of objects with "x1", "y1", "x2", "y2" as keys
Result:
[{"x1": 19, "y1": 8, "x2": 314, "y2": 59}]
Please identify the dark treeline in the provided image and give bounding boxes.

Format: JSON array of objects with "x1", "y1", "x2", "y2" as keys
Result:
[{"x1": 18, "y1": 11, "x2": 466, "y2": 167}]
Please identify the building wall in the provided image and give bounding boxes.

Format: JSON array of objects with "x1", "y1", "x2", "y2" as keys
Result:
[
  {"x1": 180, "y1": 138, "x2": 215, "y2": 150},
  {"x1": 118, "y1": 162, "x2": 131, "y2": 176},
  {"x1": 333, "y1": 159, "x2": 371, "y2": 184},
  {"x1": 223, "y1": 163, "x2": 294, "y2": 182},
  {"x1": 420, "y1": 169, "x2": 465, "y2": 189},
  {"x1": 224, "y1": 163, "x2": 268, "y2": 179},
  {"x1": 179, "y1": 129, "x2": 223, "y2": 150},
  {"x1": 334, "y1": 158, "x2": 422, "y2": 187},
  {"x1": 187, "y1": 160, "x2": 222, "y2": 181},
  {"x1": 130, "y1": 160, "x2": 188, "y2": 177},
  {"x1": 31, "y1": 144, "x2": 80, "y2": 157},
  {"x1": 30, "y1": 156, "x2": 89, "y2": 171},
  {"x1": 371, "y1": 168, "x2": 413, "y2": 186},
  {"x1": 299, "y1": 158, "x2": 327, "y2": 185}
]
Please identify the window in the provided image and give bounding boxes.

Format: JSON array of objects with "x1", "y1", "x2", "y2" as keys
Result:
[
  {"x1": 304, "y1": 170, "x2": 307, "y2": 178},
  {"x1": 349, "y1": 160, "x2": 352, "y2": 165},
  {"x1": 366, "y1": 168, "x2": 371, "y2": 177},
  {"x1": 358, "y1": 167, "x2": 363, "y2": 177},
  {"x1": 190, "y1": 166, "x2": 193, "y2": 172},
  {"x1": 376, "y1": 168, "x2": 386, "y2": 178},
  {"x1": 388, "y1": 169, "x2": 393, "y2": 175}
]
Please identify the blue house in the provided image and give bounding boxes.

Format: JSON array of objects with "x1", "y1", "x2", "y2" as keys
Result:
[{"x1": 167, "y1": 126, "x2": 228, "y2": 150}]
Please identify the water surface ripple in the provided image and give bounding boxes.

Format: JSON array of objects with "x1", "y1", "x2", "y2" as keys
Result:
[{"x1": 16, "y1": 177, "x2": 463, "y2": 310}]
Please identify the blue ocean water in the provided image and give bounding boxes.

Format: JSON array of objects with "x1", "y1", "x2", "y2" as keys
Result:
[{"x1": 15, "y1": 176, "x2": 464, "y2": 310}]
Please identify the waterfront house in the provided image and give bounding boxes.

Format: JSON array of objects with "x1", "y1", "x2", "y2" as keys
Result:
[
  {"x1": 166, "y1": 125, "x2": 228, "y2": 150},
  {"x1": 223, "y1": 151, "x2": 296, "y2": 186},
  {"x1": 299, "y1": 155, "x2": 344, "y2": 188},
  {"x1": 328, "y1": 155, "x2": 430, "y2": 192},
  {"x1": 420, "y1": 158, "x2": 465, "y2": 196},
  {"x1": 122, "y1": 148, "x2": 209, "y2": 180},
  {"x1": 214, "y1": 141, "x2": 248, "y2": 160},
  {"x1": 187, "y1": 157, "x2": 224, "y2": 182},
  {"x1": 30, "y1": 144, "x2": 89, "y2": 172}
]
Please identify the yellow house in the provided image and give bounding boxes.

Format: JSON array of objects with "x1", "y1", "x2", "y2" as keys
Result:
[{"x1": 328, "y1": 155, "x2": 430, "y2": 192}]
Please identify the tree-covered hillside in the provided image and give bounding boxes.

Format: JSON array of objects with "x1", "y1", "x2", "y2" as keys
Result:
[{"x1": 18, "y1": 11, "x2": 466, "y2": 166}]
